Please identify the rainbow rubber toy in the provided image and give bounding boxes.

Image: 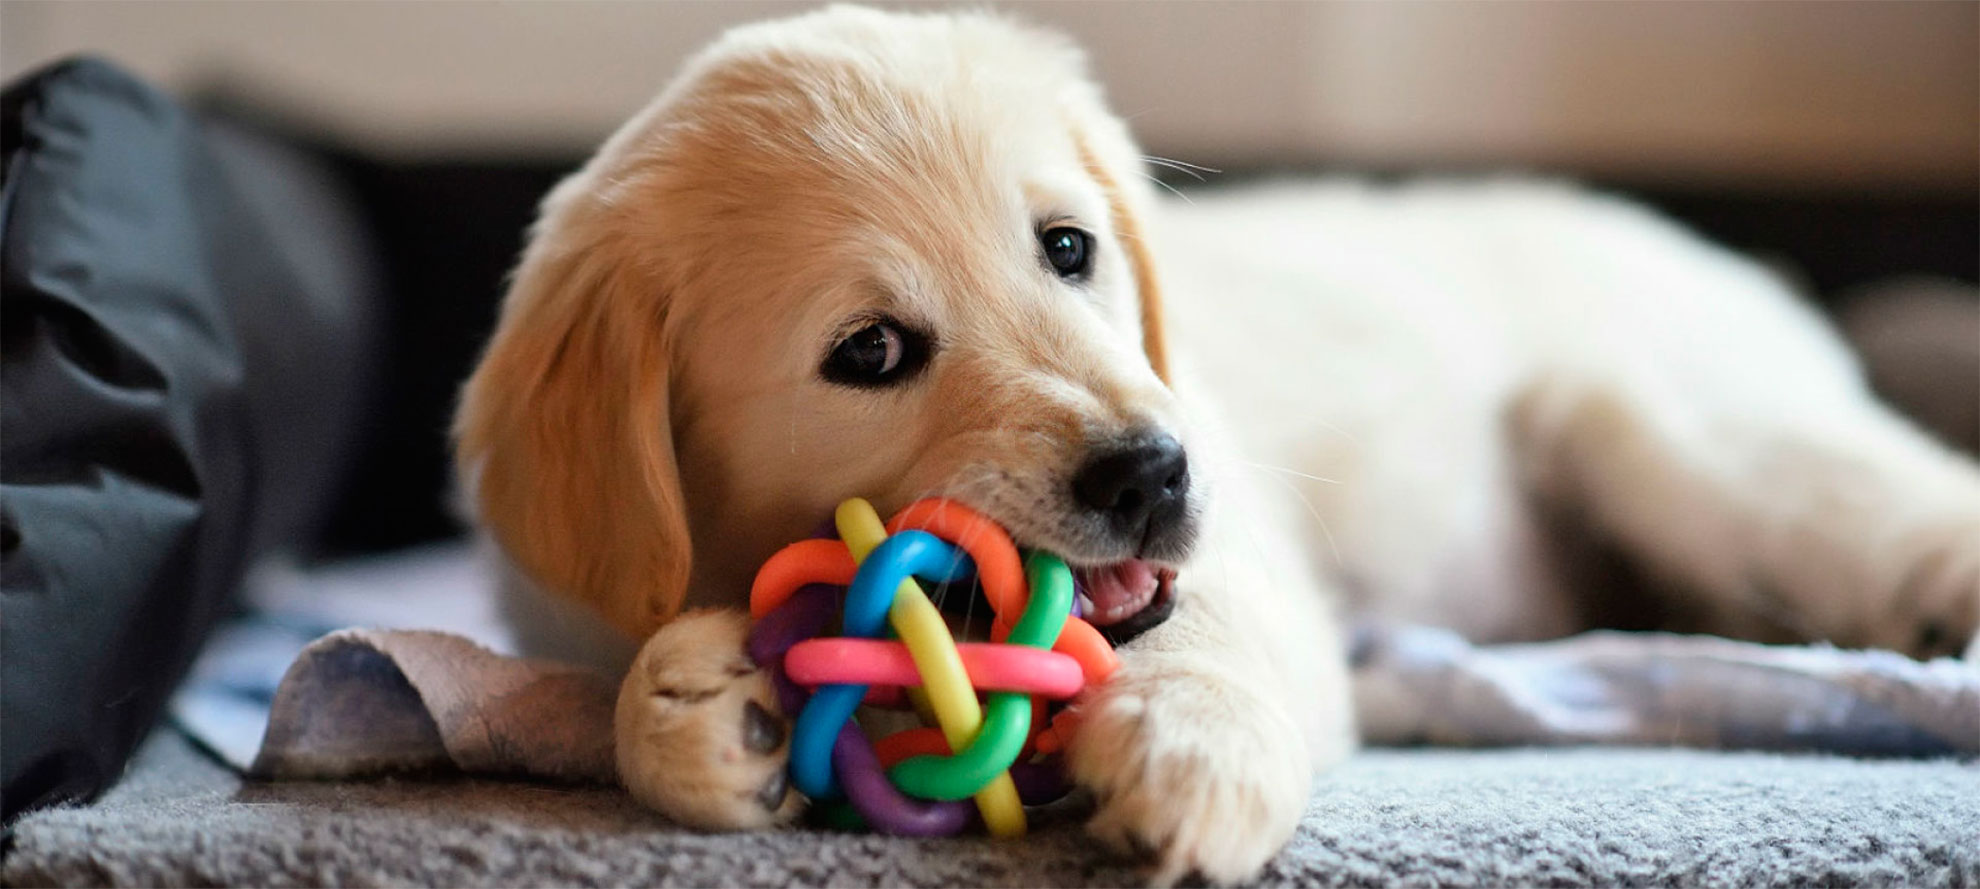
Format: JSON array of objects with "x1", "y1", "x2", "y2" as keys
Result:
[{"x1": 745, "y1": 497, "x2": 1118, "y2": 837}]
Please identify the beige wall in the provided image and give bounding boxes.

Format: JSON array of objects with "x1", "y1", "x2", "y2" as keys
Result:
[{"x1": 4, "y1": 1, "x2": 1974, "y2": 193}]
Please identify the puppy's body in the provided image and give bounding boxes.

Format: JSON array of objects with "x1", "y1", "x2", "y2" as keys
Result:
[
  {"x1": 1169, "y1": 179, "x2": 1979, "y2": 656},
  {"x1": 458, "y1": 7, "x2": 1980, "y2": 884}
]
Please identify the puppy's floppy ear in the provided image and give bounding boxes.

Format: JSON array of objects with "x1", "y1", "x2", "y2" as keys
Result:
[
  {"x1": 454, "y1": 181, "x2": 691, "y2": 640},
  {"x1": 1073, "y1": 124, "x2": 1170, "y2": 385}
]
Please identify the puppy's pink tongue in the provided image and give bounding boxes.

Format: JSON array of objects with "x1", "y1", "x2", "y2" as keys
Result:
[{"x1": 1076, "y1": 559, "x2": 1160, "y2": 626}]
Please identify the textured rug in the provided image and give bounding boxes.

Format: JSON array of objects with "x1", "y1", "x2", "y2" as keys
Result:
[{"x1": 5, "y1": 730, "x2": 1976, "y2": 887}]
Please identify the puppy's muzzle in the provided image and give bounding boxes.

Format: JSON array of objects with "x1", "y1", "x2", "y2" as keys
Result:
[
  {"x1": 1064, "y1": 429, "x2": 1192, "y2": 645},
  {"x1": 1071, "y1": 430, "x2": 1191, "y2": 553}
]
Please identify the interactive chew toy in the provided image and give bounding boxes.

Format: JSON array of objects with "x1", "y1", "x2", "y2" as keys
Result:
[{"x1": 745, "y1": 497, "x2": 1118, "y2": 837}]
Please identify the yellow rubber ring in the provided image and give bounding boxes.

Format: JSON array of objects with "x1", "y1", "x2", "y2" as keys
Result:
[{"x1": 833, "y1": 498, "x2": 1027, "y2": 837}]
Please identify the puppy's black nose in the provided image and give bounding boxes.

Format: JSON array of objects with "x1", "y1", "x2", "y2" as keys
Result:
[{"x1": 1071, "y1": 432, "x2": 1190, "y2": 543}]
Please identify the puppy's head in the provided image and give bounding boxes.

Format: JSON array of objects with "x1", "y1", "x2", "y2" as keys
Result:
[{"x1": 456, "y1": 6, "x2": 1196, "y2": 640}]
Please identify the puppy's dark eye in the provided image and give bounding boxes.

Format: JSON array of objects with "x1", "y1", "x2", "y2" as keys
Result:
[
  {"x1": 821, "y1": 320, "x2": 930, "y2": 388},
  {"x1": 1040, "y1": 227, "x2": 1092, "y2": 278}
]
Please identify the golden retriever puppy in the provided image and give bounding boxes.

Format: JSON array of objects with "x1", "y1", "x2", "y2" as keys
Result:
[{"x1": 456, "y1": 5, "x2": 1980, "y2": 883}]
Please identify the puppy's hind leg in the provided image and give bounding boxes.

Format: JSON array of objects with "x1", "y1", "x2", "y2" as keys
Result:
[
  {"x1": 1511, "y1": 367, "x2": 1980, "y2": 660},
  {"x1": 615, "y1": 609, "x2": 801, "y2": 828}
]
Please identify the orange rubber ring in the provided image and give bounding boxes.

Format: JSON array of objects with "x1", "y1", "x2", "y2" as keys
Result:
[
  {"x1": 1054, "y1": 618, "x2": 1119, "y2": 685},
  {"x1": 750, "y1": 538, "x2": 856, "y2": 619},
  {"x1": 1031, "y1": 709, "x2": 1081, "y2": 755}
]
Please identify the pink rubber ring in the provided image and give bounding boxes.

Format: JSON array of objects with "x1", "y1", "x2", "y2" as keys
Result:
[{"x1": 786, "y1": 638, "x2": 1086, "y2": 700}]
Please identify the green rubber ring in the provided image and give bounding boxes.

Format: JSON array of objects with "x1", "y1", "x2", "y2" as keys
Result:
[
  {"x1": 1010, "y1": 552, "x2": 1075, "y2": 650},
  {"x1": 886, "y1": 552, "x2": 1074, "y2": 800}
]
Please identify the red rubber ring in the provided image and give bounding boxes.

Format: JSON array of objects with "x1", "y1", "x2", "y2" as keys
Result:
[{"x1": 785, "y1": 638, "x2": 1085, "y2": 699}]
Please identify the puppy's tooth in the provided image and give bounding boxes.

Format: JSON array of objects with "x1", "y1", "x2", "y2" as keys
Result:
[
  {"x1": 743, "y1": 700, "x2": 785, "y2": 753},
  {"x1": 756, "y1": 769, "x2": 789, "y2": 811}
]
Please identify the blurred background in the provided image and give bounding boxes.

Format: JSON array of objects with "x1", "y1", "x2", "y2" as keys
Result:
[
  {"x1": 6, "y1": 0, "x2": 1973, "y2": 553},
  {"x1": 8, "y1": 1, "x2": 1976, "y2": 190}
]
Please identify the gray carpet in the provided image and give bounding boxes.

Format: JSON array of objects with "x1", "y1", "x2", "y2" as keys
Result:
[{"x1": 6, "y1": 730, "x2": 1977, "y2": 887}]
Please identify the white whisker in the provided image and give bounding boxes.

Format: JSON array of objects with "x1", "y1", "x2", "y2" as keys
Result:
[
  {"x1": 1241, "y1": 460, "x2": 1340, "y2": 485},
  {"x1": 1242, "y1": 460, "x2": 1345, "y2": 570},
  {"x1": 1141, "y1": 155, "x2": 1219, "y2": 182},
  {"x1": 1313, "y1": 418, "x2": 1362, "y2": 447},
  {"x1": 1142, "y1": 160, "x2": 1203, "y2": 183},
  {"x1": 1141, "y1": 172, "x2": 1193, "y2": 204},
  {"x1": 1143, "y1": 154, "x2": 1221, "y2": 175}
]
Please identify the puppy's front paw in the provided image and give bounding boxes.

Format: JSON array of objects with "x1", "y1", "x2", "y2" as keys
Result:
[
  {"x1": 615, "y1": 609, "x2": 800, "y2": 829},
  {"x1": 1895, "y1": 518, "x2": 1980, "y2": 661},
  {"x1": 1068, "y1": 654, "x2": 1315, "y2": 886}
]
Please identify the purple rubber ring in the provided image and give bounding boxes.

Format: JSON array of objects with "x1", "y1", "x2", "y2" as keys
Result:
[
  {"x1": 1009, "y1": 761, "x2": 1072, "y2": 806},
  {"x1": 834, "y1": 724, "x2": 972, "y2": 835},
  {"x1": 749, "y1": 584, "x2": 840, "y2": 714}
]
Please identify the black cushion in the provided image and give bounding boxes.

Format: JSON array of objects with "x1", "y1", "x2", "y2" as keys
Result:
[{"x1": 0, "y1": 58, "x2": 379, "y2": 821}]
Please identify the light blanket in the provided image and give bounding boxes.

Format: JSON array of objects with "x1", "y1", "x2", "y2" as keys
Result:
[
  {"x1": 170, "y1": 545, "x2": 1978, "y2": 783},
  {"x1": 224, "y1": 624, "x2": 1980, "y2": 784}
]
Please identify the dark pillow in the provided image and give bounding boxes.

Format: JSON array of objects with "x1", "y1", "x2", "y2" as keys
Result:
[{"x1": 0, "y1": 58, "x2": 379, "y2": 821}]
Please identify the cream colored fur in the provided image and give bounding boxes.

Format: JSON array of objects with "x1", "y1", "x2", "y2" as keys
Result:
[{"x1": 456, "y1": 6, "x2": 1980, "y2": 884}]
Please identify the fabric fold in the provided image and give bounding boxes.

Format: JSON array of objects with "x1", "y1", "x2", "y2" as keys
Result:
[
  {"x1": 251, "y1": 628, "x2": 617, "y2": 783},
  {"x1": 1351, "y1": 625, "x2": 1980, "y2": 756}
]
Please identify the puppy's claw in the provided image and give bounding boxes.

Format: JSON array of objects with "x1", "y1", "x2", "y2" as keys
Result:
[
  {"x1": 756, "y1": 768, "x2": 790, "y2": 811},
  {"x1": 743, "y1": 700, "x2": 785, "y2": 753}
]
